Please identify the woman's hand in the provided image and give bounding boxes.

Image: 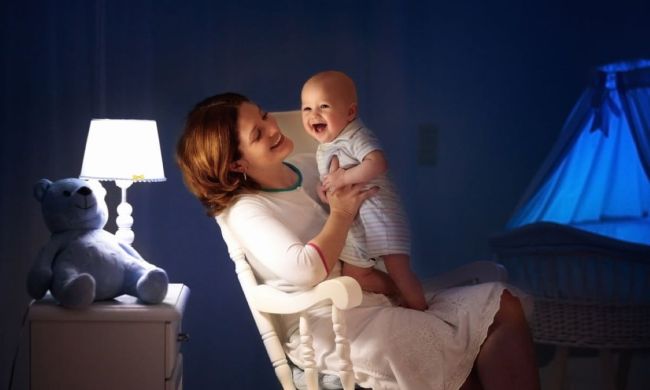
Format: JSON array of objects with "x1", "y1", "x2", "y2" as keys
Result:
[
  {"x1": 316, "y1": 182, "x2": 329, "y2": 204},
  {"x1": 326, "y1": 156, "x2": 378, "y2": 218},
  {"x1": 322, "y1": 166, "x2": 347, "y2": 193}
]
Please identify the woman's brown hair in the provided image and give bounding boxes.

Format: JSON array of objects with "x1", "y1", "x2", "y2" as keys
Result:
[{"x1": 176, "y1": 92, "x2": 261, "y2": 216}]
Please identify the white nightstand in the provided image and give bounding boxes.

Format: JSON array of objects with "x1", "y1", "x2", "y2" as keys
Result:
[{"x1": 28, "y1": 283, "x2": 190, "y2": 390}]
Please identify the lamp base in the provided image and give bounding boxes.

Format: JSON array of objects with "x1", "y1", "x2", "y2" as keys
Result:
[{"x1": 115, "y1": 180, "x2": 135, "y2": 245}]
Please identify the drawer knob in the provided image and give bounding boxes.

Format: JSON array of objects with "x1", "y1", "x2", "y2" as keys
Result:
[{"x1": 177, "y1": 333, "x2": 190, "y2": 342}]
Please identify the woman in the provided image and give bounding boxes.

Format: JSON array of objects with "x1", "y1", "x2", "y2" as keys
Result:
[{"x1": 176, "y1": 92, "x2": 540, "y2": 390}]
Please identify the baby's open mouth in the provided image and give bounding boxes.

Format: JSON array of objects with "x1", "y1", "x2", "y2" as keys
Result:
[
  {"x1": 271, "y1": 134, "x2": 284, "y2": 149},
  {"x1": 313, "y1": 123, "x2": 326, "y2": 133}
]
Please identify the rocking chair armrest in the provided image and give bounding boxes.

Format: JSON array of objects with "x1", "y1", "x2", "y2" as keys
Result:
[{"x1": 250, "y1": 276, "x2": 363, "y2": 314}]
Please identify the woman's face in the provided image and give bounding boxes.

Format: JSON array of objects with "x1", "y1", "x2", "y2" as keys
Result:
[{"x1": 235, "y1": 102, "x2": 294, "y2": 170}]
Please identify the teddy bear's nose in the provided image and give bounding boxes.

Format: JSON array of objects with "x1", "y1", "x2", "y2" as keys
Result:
[{"x1": 77, "y1": 186, "x2": 92, "y2": 196}]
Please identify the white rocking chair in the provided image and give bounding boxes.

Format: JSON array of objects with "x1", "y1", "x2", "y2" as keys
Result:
[{"x1": 218, "y1": 111, "x2": 509, "y2": 390}]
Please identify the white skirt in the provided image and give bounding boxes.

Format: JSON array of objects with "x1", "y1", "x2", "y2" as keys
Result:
[{"x1": 287, "y1": 282, "x2": 530, "y2": 390}]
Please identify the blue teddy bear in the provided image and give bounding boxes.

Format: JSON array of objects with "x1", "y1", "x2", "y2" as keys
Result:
[{"x1": 27, "y1": 178, "x2": 169, "y2": 309}]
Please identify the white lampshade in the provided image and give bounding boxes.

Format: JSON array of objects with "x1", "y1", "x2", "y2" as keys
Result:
[
  {"x1": 79, "y1": 119, "x2": 165, "y2": 246},
  {"x1": 80, "y1": 119, "x2": 166, "y2": 182}
]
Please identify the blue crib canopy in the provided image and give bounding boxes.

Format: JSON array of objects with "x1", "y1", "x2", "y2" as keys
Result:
[{"x1": 507, "y1": 59, "x2": 650, "y2": 245}]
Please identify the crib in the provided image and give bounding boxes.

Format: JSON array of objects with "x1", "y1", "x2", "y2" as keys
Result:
[{"x1": 490, "y1": 221, "x2": 650, "y2": 389}]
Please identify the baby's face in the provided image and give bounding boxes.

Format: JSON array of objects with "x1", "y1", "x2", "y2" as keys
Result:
[{"x1": 301, "y1": 82, "x2": 354, "y2": 144}]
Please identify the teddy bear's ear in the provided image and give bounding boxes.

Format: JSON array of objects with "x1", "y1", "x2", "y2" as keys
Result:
[{"x1": 33, "y1": 179, "x2": 52, "y2": 202}]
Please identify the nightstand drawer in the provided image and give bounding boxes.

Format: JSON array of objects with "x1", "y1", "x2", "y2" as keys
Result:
[
  {"x1": 166, "y1": 353, "x2": 183, "y2": 390},
  {"x1": 29, "y1": 283, "x2": 190, "y2": 390},
  {"x1": 165, "y1": 313, "x2": 186, "y2": 379}
]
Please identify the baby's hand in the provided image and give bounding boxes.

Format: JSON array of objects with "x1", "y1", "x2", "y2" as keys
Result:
[{"x1": 322, "y1": 168, "x2": 346, "y2": 192}]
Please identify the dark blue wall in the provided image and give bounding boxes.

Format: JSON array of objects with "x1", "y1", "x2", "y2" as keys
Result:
[{"x1": 2, "y1": 1, "x2": 649, "y2": 388}]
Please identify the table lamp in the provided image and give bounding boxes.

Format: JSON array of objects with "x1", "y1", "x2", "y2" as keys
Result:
[{"x1": 79, "y1": 119, "x2": 166, "y2": 245}]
